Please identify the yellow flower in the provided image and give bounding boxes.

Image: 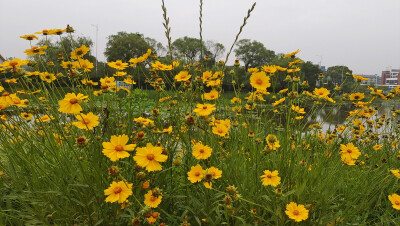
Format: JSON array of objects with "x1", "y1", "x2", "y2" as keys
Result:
[
  {"x1": 272, "y1": 97, "x2": 285, "y2": 106},
  {"x1": 72, "y1": 112, "x2": 99, "y2": 130},
  {"x1": 70, "y1": 45, "x2": 90, "y2": 59},
  {"x1": 373, "y1": 144, "x2": 382, "y2": 150},
  {"x1": 5, "y1": 79, "x2": 17, "y2": 84},
  {"x1": 35, "y1": 29, "x2": 50, "y2": 35},
  {"x1": 353, "y1": 74, "x2": 369, "y2": 82},
  {"x1": 266, "y1": 134, "x2": 280, "y2": 150},
  {"x1": 151, "y1": 61, "x2": 172, "y2": 71},
  {"x1": 21, "y1": 112, "x2": 33, "y2": 120},
  {"x1": 58, "y1": 93, "x2": 88, "y2": 114},
  {"x1": 113, "y1": 71, "x2": 127, "y2": 77},
  {"x1": 313, "y1": 87, "x2": 330, "y2": 98},
  {"x1": 339, "y1": 143, "x2": 361, "y2": 160},
  {"x1": 250, "y1": 71, "x2": 270, "y2": 90},
  {"x1": 108, "y1": 60, "x2": 128, "y2": 70},
  {"x1": 206, "y1": 79, "x2": 221, "y2": 87},
  {"x1": 192, "y1": 142, "x2": 212, "y2": 160},
  {"x1": 202, "y1": 89, "x2": 219, "y2": 100},
  {"x1": 349, "y1": 92, "x2": 365, "y2": 101},
  {"x1": 261, "y1": 65, "x2": 277, "y2": 74},
  {"x1": 248, "y1": 67, "x2": 259, "y2": 73},
  {"x1": 212, "y1": 124, "x2": 229, "y2": 137},
  {"x1": 76, "y1": 59, "x2": 94, "y2": 72},
  {"x1": 133, "y1": 143, "x2": 168, "y2": 172},
  {"x1": 104, "y1": 181, "x2": 133, "y2": 203},
  {"x1": 283, "y1": 49, "x2": 300, "y2": 58},
  {"x1": 123, "y1": 78, "x2": 136, "y2": 85},
  {"x1": 20, "y1": 34, "x2": 38, "y2": 40},
  {"x1": 193, "y1": 103, "x2": 216, "y2": 116},
  {"x1": 291, "y1": 105, "x2": 305, "y2": 114},
  {"x1": 230, "y1": 97, "x2": 241, "y2": 104},
  {"x1": 175, "y1": 71, "x2": 192, "y2": 82},
  {"x1": 102, "y1": 134, "x2": 136, "y2": 162},
  {"x1": 388, "y1": 193, "x2": 400, "y2": 210},
  {"x1": 285, "y1": 202, "x2": 309, "y2": 222},
  {"x1": 36, "y1": 115, "x2": 54, "y2": 122},
  {"x1": 2, "y1": 58, "x2": 28, "y2": 69},
  {"x1": 40, "y1": 72, "x2": 56, "y2": 83},
  {"x1": 390, "y1": 169, "x2": 400, "y2": 179},
  {"x1": 48, "y1": 28, "x2": 66, "y2": 35},
  {"x1": 144, "y1": 190, "x2": 162, "y2": 208},
  {"x1": 187, "y1": 164, "x2": 203, "y2": 183},
  {"x1": 260, "y1": 170, "x2": 281, "y2": 187},
  {"x1": 24, "y1": 46, "x2": 47, "y2": 55}
]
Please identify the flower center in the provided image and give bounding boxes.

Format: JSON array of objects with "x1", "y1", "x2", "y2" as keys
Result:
[
  {"x1": 202, "y1": 106, "x2": 208, "y2": 109},
  {"x1": 116, "y1": 62, "x2": 121, "y2": 66},
  {"x1": 395, "y1": 201, "x2": 400, "y2": 205},
  {"x1": 83, "y1": 118, "x2": 91, "y2": 124},
  {"x1": 256, "y1": 78, "x2": 263, "y2": 85},
  {"x1": 293, "y1": 210, "x2": 300, "y2": 216},
  {"x1": 115, "y1": 145, "x2": 124, "y2": 152},
  {"x1": 76, "y1": 50, "x2": 83, "y2": 56},
  {"x1": 147, "y1": 154, "x2": 155, "y2": 160},
  {"x1": 195, "y1": 172, "x2": 200, "y2": 177},
  {"x1": 267, "y1": 174, "x2": 272, "y2": 178},
  {"x1": 69, "y1": 98, "x2": 78, "y2": 104},
  {"x1": 218, "y1": 129, "x2": 223, "y2": 134},
  {"x1": 113, "y1": 186, "x2": 122, "y2": 194},
  {"x1": 150, "y1": 196, "x2": 156, "y2": 202},
  {"x1": 347, "y1": 149, "x2": 352, "y2": 153},
  {"x1": 45, "y1": 76, "x2": 51, "y2": 79},
  {"x1": 199, "y1": 149, "x2": 204, "y2": 153},
  {"x1": 2, "y1": 92, "x2": 9, "y2": 97}
]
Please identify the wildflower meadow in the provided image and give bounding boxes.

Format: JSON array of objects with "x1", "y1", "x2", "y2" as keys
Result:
[{"x1": 0, "y1": 1, "x2": 400, "y2": 225}]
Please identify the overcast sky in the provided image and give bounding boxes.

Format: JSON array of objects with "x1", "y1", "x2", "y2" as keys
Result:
[{"x1": 1, "y1": 0, "x2": 399, "y2": 75}]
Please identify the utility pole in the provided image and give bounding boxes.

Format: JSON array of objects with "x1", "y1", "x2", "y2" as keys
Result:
[{"x1": 91, "y1": 24, "x2": 98, "y2": 77}]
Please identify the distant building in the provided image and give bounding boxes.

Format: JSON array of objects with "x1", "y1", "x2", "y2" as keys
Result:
[
  {"x1": 381, "y1": 68, "x2": 400, "y2": 86},
  {"x1": 359, "y1": 74, "x2": 378, "y2": 85},
  {"x1": 0, "y1": 54, "x2": 5, "y2": 64},
  {"x1": 320, "y1": 66, "x2": 326, "y2": 73}
]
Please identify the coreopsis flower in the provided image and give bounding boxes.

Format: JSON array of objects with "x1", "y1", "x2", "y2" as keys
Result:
[
  {"x1": 134, "y1": 117, "x2": 155, "y2": 128},
  {"x1": 353, "y1": 74, "x2": 368, "y2": 82},
  {"x1": 35, "y1": 29, "x2": 50, "y2": 35},
  {"x1": 72, "y1": 112, "x2": 99, "y2": 130},
  {"x1": 100, "y1": 76, "x2": 116, "y2": 87},
  {"x1": 108, "y1": 60, "x2": 128, "y2": 70},
  {"x1": 70, "y1": 45, "x2": 90, "y2": 59},
  {"x1": 272, "y1": 97, "x2": 286, "y2": 106},
  {"x1": 187, "y1": 164, "x2": 204, "y2": 183},
  {"x1": 76, "y1": 59, "x2": 94, "y2": 72},
  {"x1": 285, "y1": 202, "x2": 309, "y2": 222},
  {"x1": 373, "y1": 144, "x2": 382, "y2": 150},
  {"x1": 40, "y1": 72, "x2": 56, "y2": 83},
  {"x1": 291, "y1": 105, "x2": 306, "y2": 114},
  {"x1": 123, "y1": 77, "x2": 136, "y2": 85},
  {"x1": 260, "y1": 170, "x2": 281, "y2": 187},
  {"x1": 390, "y1": 169, "x2": 400, "y2": 179},
  {"x1": 202, "y1": 89, "x2": 219, "y2": 100},
  {"x1": 212, "y1": 124, "x2": 229, "y2": 137},
  {"x1": 113, "y1": 71, "x2": 127, "y2": 77},
  {"x1": 5, "y1": 79, "x2": 17, "y2": 84},
  {"x1": 102, "y1": 134, "x2": 136, "y2": 162},
  {"x1": 36, "y1": 115, "x2": 54, "y2": 122},
  {"x1": 203, "y1": 167, "x2": 222, "y2": 189},
  {"x1": 192, "y1": 142, "x2": 212, "y2": 160},
  {"x1": 206, "y1": 79, "x2": 221, "y2": 87},
  {"x1": 20, "y1": 34, "x2": 38, "y2": 40},
  {"x1": 48, "y1": 28, "x2": 66, "y2": 35},
  {"x1": 283, "y1": 49, "x2": 300, "y2": 58},
  {"x1": 230, "y1": 97, "x2": 241, "y2": 104},
  {"x1": 104, "y1": 181, "x2": 133, "y2": 203},
  {"x1": 144, "y1": 190, "x2": 162, "y2": 208},
  {"x1": 248, "y1": 67, "x2": 259, "y2": 73},
  {"x1": 151, "y1": 61, "x2": 172, "y2": 71},
  {"x1": 261, "y1": 65, "x2": 277, "y2": 74},
  {"x1": 193, "y1": 103, "x2": 216, "y2": 116},
  {"x1": 340, "y1": 143, "x2": 361, "y2": 160},
  {"x1": 313, "y1": 87, "x2": 330, "y2": 98},
  {"x1": 20, "y1": 112, "x2": 33, "y2": 120},
  {"x1": 388, "y1": 193, "x2": 400, "y2": 210},
  {"x1": 58, "y1": 93, "x2": 88, "y2": 114},
  {"x1": 2, "y1": 58, "x2": 28, "y2": 69},
  {"x1": 24, "y1": 46, "x2": 47, "y2": 56},
  {"x1": 266, "y1": 134, "x2": 280, "y2": 150},
  {"x1": 11, "y1": 94, "x2": 28, "y2": 107},
  {"x1": 349, "y1": 92, "x2": 365, "y2": 101},
  {"x1": 175, "y1": 71, "x2": 192, "y2": 82},
  {"x1": 133, "y1": 143, "x2": 168, "y2": 172},
  {"x1": 250, "y1": 71, "x2": 270, "y2": 90}
]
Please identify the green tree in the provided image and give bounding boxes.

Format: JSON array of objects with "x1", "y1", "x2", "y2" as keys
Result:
[
  {"x1": 326, "y1": 65, "x2": 354, "y2": 92},
  {"x1": 171, "y1": 36, "x2": 207, "y2": 63},
  {"x1": 145, "y1": 37, "x2": 166, "y2": 57},
  {"x1": 234, "y1": 39, "x2": 275, "y2": 71},
  {"x1": 300, "y1": 61, "x2": 322, "y2": 91},
  {"x1": 104, "y1": 32, "x2": 151, "y2": 62}
]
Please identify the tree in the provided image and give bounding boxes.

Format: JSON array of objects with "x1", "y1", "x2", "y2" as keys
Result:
[
  {"x1": 300, "y1": 61, "x2": 322, "y2": 91},
  {"x1": 234, "y1": 39, "x2": 275, "y2": 71},
  {"x1": 326, "y1": 66, "x2": 354, "y2": 92},
  {"x1": 171, "y1": 36, "x2": 207, "y2": 63},
  {"x1": 145, "y1": 37, "x2": 166, "y2": 57},
  {"x1": 205, "y1": 40, "x2": 225, "y2": 61},
  {"x1": 104, "y1": 32, "x2": 151, "y2": 62}
]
